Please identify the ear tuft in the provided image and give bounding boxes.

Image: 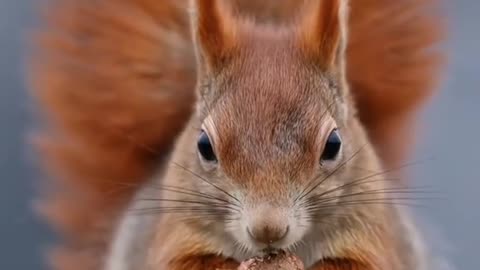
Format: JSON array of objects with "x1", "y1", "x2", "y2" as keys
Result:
[
  {"x1": 191, "y1": 0, "x2": 237, "y2": 69},
  {"x1": 298, "y1": 0, "x2": 349, "y2": 70}
]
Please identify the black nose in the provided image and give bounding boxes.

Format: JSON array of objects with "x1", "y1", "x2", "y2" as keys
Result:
[{"x1": 248, "y1": 225, "x2": 289, "y2": 245}]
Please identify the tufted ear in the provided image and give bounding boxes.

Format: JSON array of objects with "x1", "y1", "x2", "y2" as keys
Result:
[
  {"x1": 298, "y1": 0, "x2": 351, "y2": 121},
  {"x1": 298, "y1": 0, "x2": 349, "y2": 71},
  {"x1": 191, "y1": 0, "x2": 237, "y2": 71}
]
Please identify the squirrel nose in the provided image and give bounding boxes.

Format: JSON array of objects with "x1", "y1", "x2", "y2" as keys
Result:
[
  {"x1": 248, "y1": 225, "x2": 289, "y2": 245},
  {"x1": 246, "y1": 205, "x2": 290, "y2": 245}
]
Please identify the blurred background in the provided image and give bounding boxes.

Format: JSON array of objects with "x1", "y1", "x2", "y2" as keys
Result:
[{"x1": 0, "y1": 0, "x2": 478, "y2": 269}]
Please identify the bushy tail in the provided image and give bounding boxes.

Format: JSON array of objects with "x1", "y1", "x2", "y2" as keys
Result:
[
  {"x1": 347, "y1": 0, "x2": 445, "y2": 168},
  {"x1": 28, "y1": 1, "x2": 195, "y2": 269},
  {"x1": 27, "y1": 0, "x2": 445, "y2": 269}
]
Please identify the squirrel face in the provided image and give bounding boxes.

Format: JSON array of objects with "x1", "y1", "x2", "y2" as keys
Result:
[
  {"x1": 191, "y1": 36, "x2": 358, "y2": 251},
  {"x1": 168, "y1": 0, "x2": 379, "y2": 257},
  {"x1": 192, "y1": 38, "x2": 358, "y2": 253}
]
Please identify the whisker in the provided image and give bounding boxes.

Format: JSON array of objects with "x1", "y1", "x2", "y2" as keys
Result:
[
  {"x1": 348, "y1": 158, "x2": 434, "y2": 185},
  {"x1": 305, "y1": 190, "x2": 439, "y2": 209},
  {"x1": 130, "y1": 205, "x2": 234, "y2": 212},
  {"x1": 128, "y1": 207, "x2": 232, "y2": 217},
  {"x1": 153, "y1": 184, "x2": 242, "y2": 208},
  {"x1": 295, "y1": 143, "x2": 368, "y2": 203},
  {"x1": 300, "y1": 159, "x2": 440, "y2": 207},
  {"x1": 304, "y1": 183, "x2": 437, "y2": 205},
  {"x1": 130, "y1": 207, "x2": 230, "y2": 212},
  {"x1": 303, "y1": 216, "x2": 339, "y2": 228},
  {"x1": 299, "y1": 177, "x2": 397, "y2": 206},
  {"x1": 349, "y1": 156, "x2": 433, "y2": 175},
  {"x1": 296, "y1": 152, "x2": 435, "y2": 209},
  {"x1": 134, "y1": 197, "x2": 240, "y2": 212},
  {"x1": 303, "y1": 182, "x2": 440, "y2": 209},
  {"x1": 305, "y1": 199, "x2": 427, "y2": 212},
  {"x1": 170, "y1": 161, "x2": 241, "y2": 204}
]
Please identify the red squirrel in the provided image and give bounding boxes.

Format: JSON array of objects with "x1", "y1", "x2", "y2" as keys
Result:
[{"x1": 28, "y1": 0, "x2": 445, "y2": 269}]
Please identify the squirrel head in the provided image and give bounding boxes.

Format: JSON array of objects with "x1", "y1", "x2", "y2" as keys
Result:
[{"x1": 175, "y1": 0, "x2": 377, "y2": 255}]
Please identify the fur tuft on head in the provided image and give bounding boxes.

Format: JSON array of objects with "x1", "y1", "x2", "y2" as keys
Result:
[
  {"x1": 298, "y1": 0, "x2": 349, "y2": 71},
  {"x1": 190, "y1": 0, "x2": 238, "y2": 70}
]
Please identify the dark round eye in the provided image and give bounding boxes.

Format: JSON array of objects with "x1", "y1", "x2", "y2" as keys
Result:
[
  {"x1": 197, "y1": 130, "x2": 217, "y2": 162},
  {"x1": 321, "y1": 129, "x2": 342, "y2": 162}
]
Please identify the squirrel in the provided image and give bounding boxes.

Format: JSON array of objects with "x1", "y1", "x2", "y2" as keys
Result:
[{"x1": 27, "y1": 0, "x2": 446, "y2": 269}]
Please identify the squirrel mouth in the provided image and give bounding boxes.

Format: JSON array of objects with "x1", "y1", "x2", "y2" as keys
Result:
[
  {"x1": 252, "y1": 249, "x2": 291, "y2": 262},
  {"x1": 261, "y1": 247, "x2": 284, "y2": 256}
]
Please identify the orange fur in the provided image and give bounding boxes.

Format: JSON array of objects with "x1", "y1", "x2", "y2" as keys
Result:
[
  {"x1": 194, "y1": 0, "x2": 237, "y2": 67},
  {"x1": 300, "y1": 0, "x2": 343, "y2": 70},
  {"x1": 169, "y1": 255, "x2": 238, "y2": 270},
  {"x1": 27, "y1": 0, "x2": 444, "y2": 269},
  {"x1": 347, "y1": 0, "x2": 445, "y2": 168},
  {"x1": 312, "y1": 259, "x2": 369, "y2": 270}
]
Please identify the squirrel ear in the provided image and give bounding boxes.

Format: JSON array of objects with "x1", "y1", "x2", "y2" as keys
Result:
[
  {"x1": 191, "y1": 0, "x2": 236, "y2": 69},
  {"x1": 298, "y1": 0, "x2": 349, "y2": 71}
]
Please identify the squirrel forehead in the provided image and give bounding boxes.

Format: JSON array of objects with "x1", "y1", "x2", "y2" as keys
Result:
[
  {"x1": 199, "y1": 28, "x2": 340, "y2": 174},
  {"x1": 209, "y1": 27, "x2": 339, "y2": 106},
  {"x1": 203, "y1": 76, "x2": 336, "y2": 179},
  {"x1": 206, "y1": 40, "x2": 338, "y2": 130},
  {"x1": 199, "y1": 21, "x2": 340, "y2": 110},
  {"x1": 205, "y1": 95, "x2": 330, "y2": 182},
  {"x1": 202, "y1": 36, "x2": 338, "y2": 144}
]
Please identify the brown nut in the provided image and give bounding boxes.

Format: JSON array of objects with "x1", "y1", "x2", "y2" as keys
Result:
[{"x1": 238, "y1": 251, "x2": 304, "y2": 270}]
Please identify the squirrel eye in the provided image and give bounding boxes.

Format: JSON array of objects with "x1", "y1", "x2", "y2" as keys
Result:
[
  {"x1": 320, "y1": 129, "x2": 342, "y2": 162},
  {"x1": 197, "y1": 130, "x2": 217, "y2": 162}
]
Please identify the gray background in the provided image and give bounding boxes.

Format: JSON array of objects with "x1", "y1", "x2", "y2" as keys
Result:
[{"x1": 0, "y1": 0, "x2": 478, "y2": 269}]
